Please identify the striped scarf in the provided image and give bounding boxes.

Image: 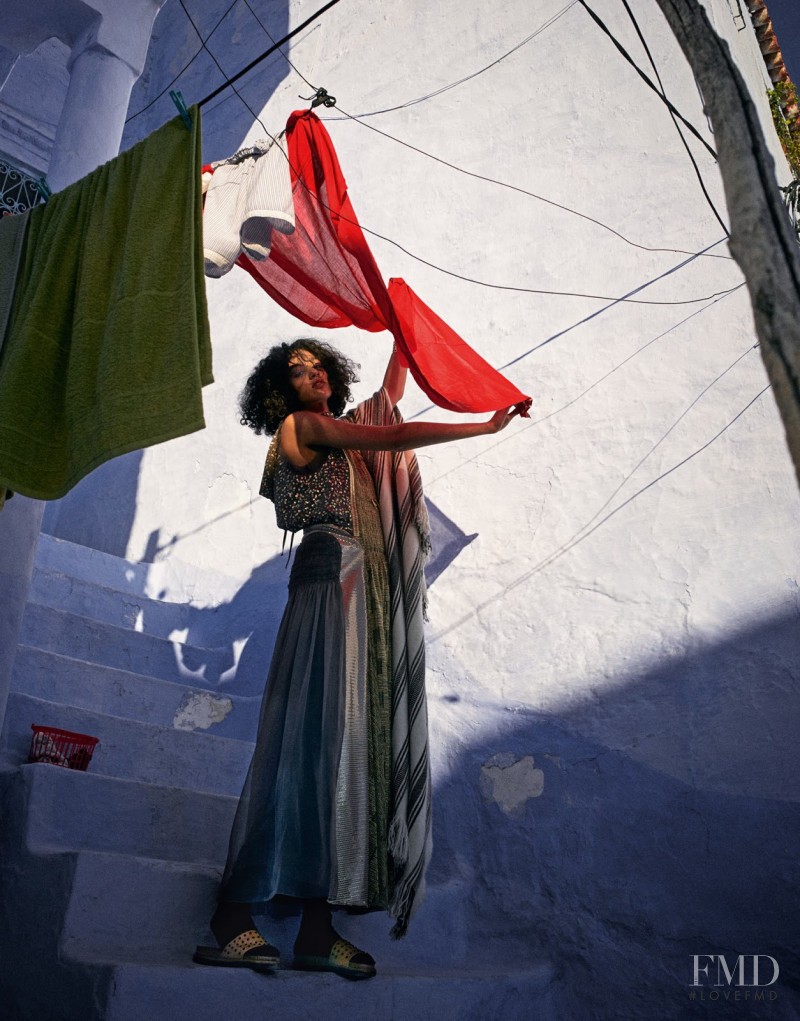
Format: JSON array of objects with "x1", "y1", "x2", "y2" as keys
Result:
[{"x1": 354, "y1": 388, "x2": 432, "y2": 938}]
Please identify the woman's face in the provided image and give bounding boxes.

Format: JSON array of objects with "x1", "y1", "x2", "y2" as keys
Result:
[{"x1": 287, "y1": 348, "x2": 332, "y2": 408}]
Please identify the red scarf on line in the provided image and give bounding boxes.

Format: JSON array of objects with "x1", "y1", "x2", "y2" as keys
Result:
[{"x1": 232, "y1": 110, "x2": 531, "y2": 415}]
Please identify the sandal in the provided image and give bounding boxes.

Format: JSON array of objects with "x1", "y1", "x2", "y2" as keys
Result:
[
  {"x1": 193, "y1": 928, "x2": 280, "y2": 970},
  {"x1": 293, "y1": 937, "x2": 376, "y2": 980}
]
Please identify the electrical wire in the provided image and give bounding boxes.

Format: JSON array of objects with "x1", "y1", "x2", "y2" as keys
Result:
[
  {"x1": 577, "y1": 0, "x2": 717, "y2": 160},
  {"x1": 243, "y1": 0, "x2": 727, "y2": 265},
  {"x1": 240, "y1": 0, "x2": 732, "y2": 264},
  {"x1": 333, "y1": 105, "x2": 733, "y2": 261},
  {"x1": 126, "y1": 0, "x2": 240, "y2": 123},
  {"x1": 421, "y1": 281, "x2": 746, "y2": 477},
  {"x1": 618, "y1": 0, "x2": 729, "y2": 235},
  {"x1": 196, "y1": 60, "x2": 740, "y2": 307},
  {"x1": 346, "y1": 217, "x2": 739, "y2": 304},
  {"x1": 198, "y1": 0, "x2": 342, "y2": 108},
  {"x1": 430, "y1": 380, "x2": 771, "y2": 642},
  {"x1": 324, "y1": 1, "x2": 580, "y2": 120}
]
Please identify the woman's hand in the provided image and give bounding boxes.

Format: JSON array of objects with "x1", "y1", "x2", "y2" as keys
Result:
[{"x1": 485, "y1": 406, "x2": 520, "y2": 434}]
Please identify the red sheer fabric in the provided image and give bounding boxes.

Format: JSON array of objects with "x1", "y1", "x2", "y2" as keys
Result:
[{"x1": 233, "y1": 110, "x2": 531, "y2": 415}]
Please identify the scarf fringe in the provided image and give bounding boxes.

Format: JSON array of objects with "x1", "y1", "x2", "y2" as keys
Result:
[
  {"x1": 388, "y1": 871, "x2": 427, "y2": 940},
  {"x1": 388, "y1": 813, "x2": 409, "y2": 867}
]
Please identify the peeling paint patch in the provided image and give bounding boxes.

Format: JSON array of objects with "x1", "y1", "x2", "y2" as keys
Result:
[
  {"x1": 173, "y1": 691, "x2": 233, "y2": 731},
  {"x1": 480, "y1": 753, "x2": 544, "y2": 816}
]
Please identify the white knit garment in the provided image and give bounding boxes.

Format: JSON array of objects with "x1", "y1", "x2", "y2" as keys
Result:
[{"x1": 203, "y1": 138, "x2": 294, "y2": 277}]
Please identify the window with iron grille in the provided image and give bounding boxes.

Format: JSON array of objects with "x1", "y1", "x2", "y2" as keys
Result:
[{"x1": 0, "y1": 155, "x2": 43, "y2": 215}]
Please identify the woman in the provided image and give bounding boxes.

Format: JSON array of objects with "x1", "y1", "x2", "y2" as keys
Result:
[{"x1": 194, "y1": 338, "x2": 518, "y2": 979}]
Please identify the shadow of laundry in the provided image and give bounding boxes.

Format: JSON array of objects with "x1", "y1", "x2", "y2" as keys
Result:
[{"x1": 425, "y1": 497, "x2": 478, "y2": 587}]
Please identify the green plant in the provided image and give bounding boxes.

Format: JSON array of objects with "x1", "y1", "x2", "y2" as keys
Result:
[{"x1": 767, "y1": 81, "x2": 800, "y2": 178}]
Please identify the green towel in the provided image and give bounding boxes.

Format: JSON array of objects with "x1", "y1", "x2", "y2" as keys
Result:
[
  {"x1": 0, "y1": 106, "x2": 212, "y2": 500},
  {"x1": 0, "y1": 209, "x2": 29, "y2": 358}
]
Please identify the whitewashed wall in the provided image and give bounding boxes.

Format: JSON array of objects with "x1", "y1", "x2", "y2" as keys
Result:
[
  {"x1": 39, "y1": 1, "x2": 800, "y2": 1009},
  {"x1": 93, "y1": 0, "x2": 799, "y2": 781}
]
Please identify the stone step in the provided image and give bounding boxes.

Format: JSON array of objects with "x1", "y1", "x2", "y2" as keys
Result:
[
  {"x1": 17, "y1": 762, "x2": 237, "y2": 866},
  {"x1": 20, "y1": 602, "x2": 234, "y2": 688},
  {"x1": 33, "y1": 532, "x2": 292, "y2": 649},
  {"x1": 29, "y1": 565, "x2": 198, "y2": 641},
  {"x1": 101, "y1": 961, "x2": 556, "y2": 1021},
  {"x1": 35, "y1": 533, "x2": 152, "y2": 600},
  {"x1": 2, "y1": 692, "x2": 253, "y2": 796},
  {"x1": 29, "y1": 563, "x2": 288, "y2": 686},
  {"x1": 59, "y1": 848, "x2": 220, "y2": 960},
  {"x1": 0, "y1": 764, "x2": 227, "y2": 1019},
  {"x1": 12, "y1": 646, "x2": 262, "y2": 741},
  {"x1": 35, "y1": 532, "x2": 245, "y2": 608}
]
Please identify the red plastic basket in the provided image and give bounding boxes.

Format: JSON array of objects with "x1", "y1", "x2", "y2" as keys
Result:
[{"x1": 28, "y1": 725, "x2": 99, "y2": 771}]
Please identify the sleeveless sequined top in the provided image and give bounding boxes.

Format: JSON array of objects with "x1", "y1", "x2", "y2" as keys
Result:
[{"x1": 270, "y1": 446, "x2": 353, "y2": 534}]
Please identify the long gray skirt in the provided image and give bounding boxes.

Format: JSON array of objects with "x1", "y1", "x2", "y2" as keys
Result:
[{"x1": 220, "y1": 525, "x2": 371, "y2": 907}]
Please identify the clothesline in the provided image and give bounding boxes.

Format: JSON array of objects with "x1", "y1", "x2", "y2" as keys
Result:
[
  {"x1": 202, "y1": 109, "x2": 531, "y2": 415},
  {"x1": 238, "y1": 0, "x2": 728, "y2": 260},
  {"x1": 162, "y1": 0, "x2": 731, "y2": 286}
]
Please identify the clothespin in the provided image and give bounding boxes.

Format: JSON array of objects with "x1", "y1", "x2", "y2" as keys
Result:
[
  {"x1": 35, "y1": 177, "x2": 51, "y2": 203},
  {"x1": 300, "y1": 87, "x2": 336, "y2": 110},
  {"x1": 170, "y1": 90, "x2": 193, "y2": 130}
]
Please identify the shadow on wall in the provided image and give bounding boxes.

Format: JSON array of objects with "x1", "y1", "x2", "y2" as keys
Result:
[
  {"x1": 344, "y1": 609, "x2": 800, "y2": 1021},
  {"x1": 425, "y1": 499, "x2": 478, "y2": 587},
  {"x1": 121, "y1": 0, "x2": 293, "y2": 161},
  {"x1": 185, "y1": 549, "x2": 290, "y2": 697},
  {"x1": 41, "y1": 452, "x2": 144, "y2": 558},
  {"x1": 118, "y1": 497, "x2": 480, "y2": 698}
]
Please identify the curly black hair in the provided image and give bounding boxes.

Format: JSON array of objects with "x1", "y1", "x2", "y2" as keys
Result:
[{"x1": 239, "y1": 338, "x2": 360, "y2": 435}]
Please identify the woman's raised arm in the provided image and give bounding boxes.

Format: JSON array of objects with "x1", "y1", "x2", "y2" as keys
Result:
[{"x1": 381, "y1": 344, "x2": 408, "y2": 408}]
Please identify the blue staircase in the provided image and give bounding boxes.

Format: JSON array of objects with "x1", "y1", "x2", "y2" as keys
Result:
[{"x1": 0, "y1": 535, "x2": 555, "y2": 1021}]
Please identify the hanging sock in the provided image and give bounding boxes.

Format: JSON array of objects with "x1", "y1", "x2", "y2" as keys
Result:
[
  {"x1": 240, "y1": 137, "x2": 295, "y2": 261},
  {"x1": 203, "y1": 138, "x2": 295, "y2": 275},
  {"x1": 203, "y1": 159, "x2": 253, "y2": 277}
]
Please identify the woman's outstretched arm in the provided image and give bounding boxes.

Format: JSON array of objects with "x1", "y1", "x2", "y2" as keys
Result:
[
  {"x1": 381, "y1": 344, "x2": 407, "y2": 407},
  {"x1": 281, "y1": 407, "x2": 520, "y2": 467}
]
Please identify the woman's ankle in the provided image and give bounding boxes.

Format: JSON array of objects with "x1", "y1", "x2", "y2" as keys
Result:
[
  {"x1": 294, "y1": 898, "x2": 337, "y2": 956},
  {"x1": 210, "y1": 901, "x2": 254, "y2": 948}
]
